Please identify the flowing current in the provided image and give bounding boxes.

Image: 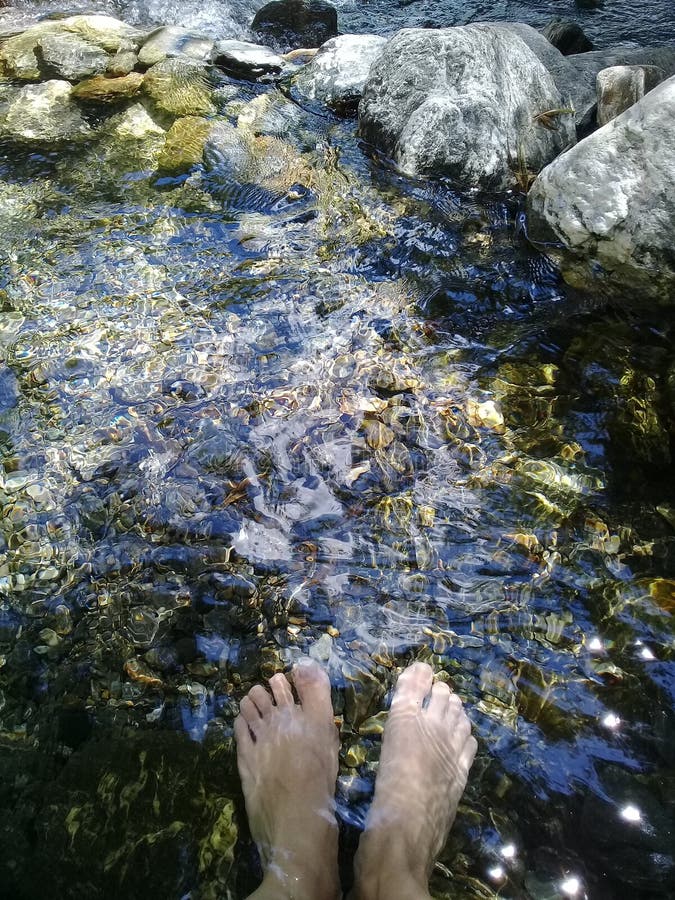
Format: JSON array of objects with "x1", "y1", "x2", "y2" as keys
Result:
[{"x1": 0, "y1": 1, "x2": 674, "y2": 899}]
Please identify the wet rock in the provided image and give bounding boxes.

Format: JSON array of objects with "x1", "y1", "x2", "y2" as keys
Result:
[
  {"x1": 551, "y1": 43, "x2": 675, "y2": 127},
  {"x1": 107, "y1": 49, "x2": 138, "y2": 77},
  {"x1": 0, "y1": 23, "x2": 64, "y2": 80},
  {"x1": 61, "y1": 15, "x2": 144, "y2": 53},
  {"x1": 541, "y1": 18, "x2": 593, "y2": 55},
  {"x1": 527, "y1": 75, "x2": 675, "y2": 304},
  {"x1": 0, "y1": 368, "x2": 19, "y2": 414},
  {"x1": 109, "y1": 102, "x2": 165, "y2": 140},
  {"x1": 158, "y1": 116, "x2": 212, "y2": 173},
  {"x1": 204, "y1": 120, "x2": 310, "y2": 190},
  {"x1": 492, "y1": 24, "x2": 675, "y2": 128},
  {"x1": 251, "y1": 0, "x2": 338, "y2": 52},
  {"x1": 212, "y1": 39, "x2": 284, "y2": 80},
  {"x1": 137, "y1": 26, "x2": 214, "y2": 67},
  {"x1": 236, "y1": 91, "x2": 309, "y2": 144},
  {"x1": 36, "y1": 31, "x2": 109, "y2": 81},
  {"x1": 597, "y1": 64, "x2": 665, "y2": 125},
  {"x1": 342, "y1": 658, "x2": 384, "y2": 727},
  {"x1": 292, "y1": 33, "x2": 387, "y2": 111},
  {"x1": 0, "y1": 80, "x2": 90, "y2": 143},
  {"x1": 359, "y1": 24, "x2": 575, "y2": 189},
  {"x1": 72, "y1": 72, "x2": 144, "y2": 103},
  {"x1": 143, "y1": 58, "x2": 215, "y2": 117}
]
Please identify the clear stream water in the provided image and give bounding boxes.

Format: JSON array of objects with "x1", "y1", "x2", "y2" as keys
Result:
[{"x1": 0, "y1": 2, "x2": 674, "y2": 899}]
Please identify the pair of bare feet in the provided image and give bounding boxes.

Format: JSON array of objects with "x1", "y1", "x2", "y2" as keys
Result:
[{"x1": 235, "y1": 659, "x2": 477, "y2": 900}]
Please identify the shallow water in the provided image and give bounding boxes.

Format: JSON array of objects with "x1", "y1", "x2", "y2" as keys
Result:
[{"x1": 0, "y1": 4, "x2": 674, "y2": 900}]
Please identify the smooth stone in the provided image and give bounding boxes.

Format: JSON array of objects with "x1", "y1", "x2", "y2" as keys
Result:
[
  {"x1": 137, "y1": 26, "x2": 214, "y2": 67},
  {"x1": 212, "y1": 39, "x2": 284, "y2": 80},
  {"x1": 157, "y1": 115, "x2": 210, "y2": 171},
  {"x1": 111, "y1": 103, "x2": 165, "y2": 140},
  {"x1": 359, "y1": 24, "x2": 575, "y2": 189},
  {"x1": 142, "y1": 57, "x2": 215, "y2": 117},
  {"x1": 541, "y1": 18, "x2": 593, "y2": 55},
  {"x1": 292, "y1": 33, "x2": 387, "y2": 111},
  {"x1": 252, "y1": 0, "x2": 338, "y2": 52},
  {"x1": 61, "y1": 15, "x2": 145, "y2": 53},
  {"x1": 203, "y1": 120, "x2": 252, "y2": 179},
  {"x1": 0, "y1": 80, "x2": 90, "y2": 142},
  {"x1": 527, "y1": 75, "x2": 675, "y2": 304},
  {"x1": 107, "y1": 50, "x2": 138, "y2": 77},
  {"x1": 72, "y1": 72, "x2": 144, "y2": 103},
  {"x1": 597, "y1": 64, "x2": 665, "y2": 125},
  {"x1": 36, "y1": 32, "x2": 109, "y2": 82}
]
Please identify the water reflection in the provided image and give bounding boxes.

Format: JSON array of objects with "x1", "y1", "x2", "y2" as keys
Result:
[{"x1": 0, "y1": 45, "x2": 674, "y2": 900}]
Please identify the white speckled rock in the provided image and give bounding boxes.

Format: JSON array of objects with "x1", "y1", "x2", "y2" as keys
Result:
[
  {"x1": 359, "y1": 25, "x2": 576, "y2": 189},
  {"x1": 0, "y1": 80, "x2": 90, "y2": 142},
  {"x1": 527, "y1": 75, "x2": 675, "y2": 304},
  {"x1": 292, "y1": 33, "x2": 387, "y2": 109}
]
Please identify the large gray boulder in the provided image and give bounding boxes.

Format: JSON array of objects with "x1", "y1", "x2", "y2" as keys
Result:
[
  {"x1": 358, "y1": 25, "x2": 576, "y2": 190},
  {"x1": 292, "y1": 34, "x2": 387, "y2": 111},
  {"x1": 527, "y1": 75, "x2": 675, "y2": 304}
]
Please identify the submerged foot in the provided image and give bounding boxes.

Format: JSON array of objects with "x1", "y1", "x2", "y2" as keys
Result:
[
  {"x1": 235, "y1": 658, "x2": 341, "y2": 900},
  {"x1": 352, "y1": 662, "x2": 477, "y2": 900}
]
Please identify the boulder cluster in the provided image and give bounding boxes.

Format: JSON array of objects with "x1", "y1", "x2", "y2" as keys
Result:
[{"x1": 0, "y1": 0, "x2": 672, "y2": 303}]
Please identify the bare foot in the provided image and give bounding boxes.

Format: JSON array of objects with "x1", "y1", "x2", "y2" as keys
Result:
[
  {"x1": 235, "y1": 658, "x2": 341, "y2": 900},
  {"x1": 352, "y1": 662, "x2": 477, "y2": 900}
]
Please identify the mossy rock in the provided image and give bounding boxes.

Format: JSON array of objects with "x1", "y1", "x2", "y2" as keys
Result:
[
  {"x1": 72, "y1": 72, "x2": 144, "y2": 103},
  {"x1": 0, "y1": 23, "x2": 65, "y2": 80},
  {"x1": 158, "y1": 116, "x2": 212, "y2": 173},
  {"x1": 143, "y1": 58, "x2": 215, "y2": 118}
]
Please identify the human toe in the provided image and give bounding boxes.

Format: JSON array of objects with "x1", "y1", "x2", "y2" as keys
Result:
[
  {"x1": 427, "y1": 680, "x2": 451, "y2": 717},
  {"x1": 292, "y1": 658, "x2": 333, "y2": 720},
  {"x1": 240, "y1": 695, "x2": 263, "y2": 734},
  {"x1": 268, "y1": 671, "x2": 294, "y2": 707},
  {"x1": 390, "y1": 661, "x2": 434, "y2": 714},
  {"x1": 249, "y1": 684, "x2": 273, "y2": 718}
]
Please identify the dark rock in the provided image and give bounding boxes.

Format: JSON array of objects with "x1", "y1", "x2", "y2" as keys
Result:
[
  {"x1": 541, "y1": 18, "x2": 593, "y2": 55},
  {"x1": 251, "y1": 0, "x2": 338, "y2": 53},
  {"x1": 212, "y1": 39, "x2": 285, "y2": 80}
]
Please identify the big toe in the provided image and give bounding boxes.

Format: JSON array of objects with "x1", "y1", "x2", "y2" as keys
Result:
[
  {"x1": 292, "y1": 658, "x2": 333, "y2": 721},
  {"x1": 390, "y1": 660, "x2": 434, "y2": 714}
]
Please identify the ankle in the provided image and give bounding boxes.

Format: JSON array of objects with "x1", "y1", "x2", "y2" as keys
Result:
[
  {"x1": 351, "y1": 866, "x2": 431, "y2": 900},
  {"x1": 254, "y1": 822, "x2": 341, "y2": 900},
  {"x1": 353, "y1": 832, "x2": 430, "y2": 900}
]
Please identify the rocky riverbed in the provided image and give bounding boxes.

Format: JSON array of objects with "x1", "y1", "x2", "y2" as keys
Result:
[{"x1": 1, "y1": 4, "x2": 674, "y2": 899}]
